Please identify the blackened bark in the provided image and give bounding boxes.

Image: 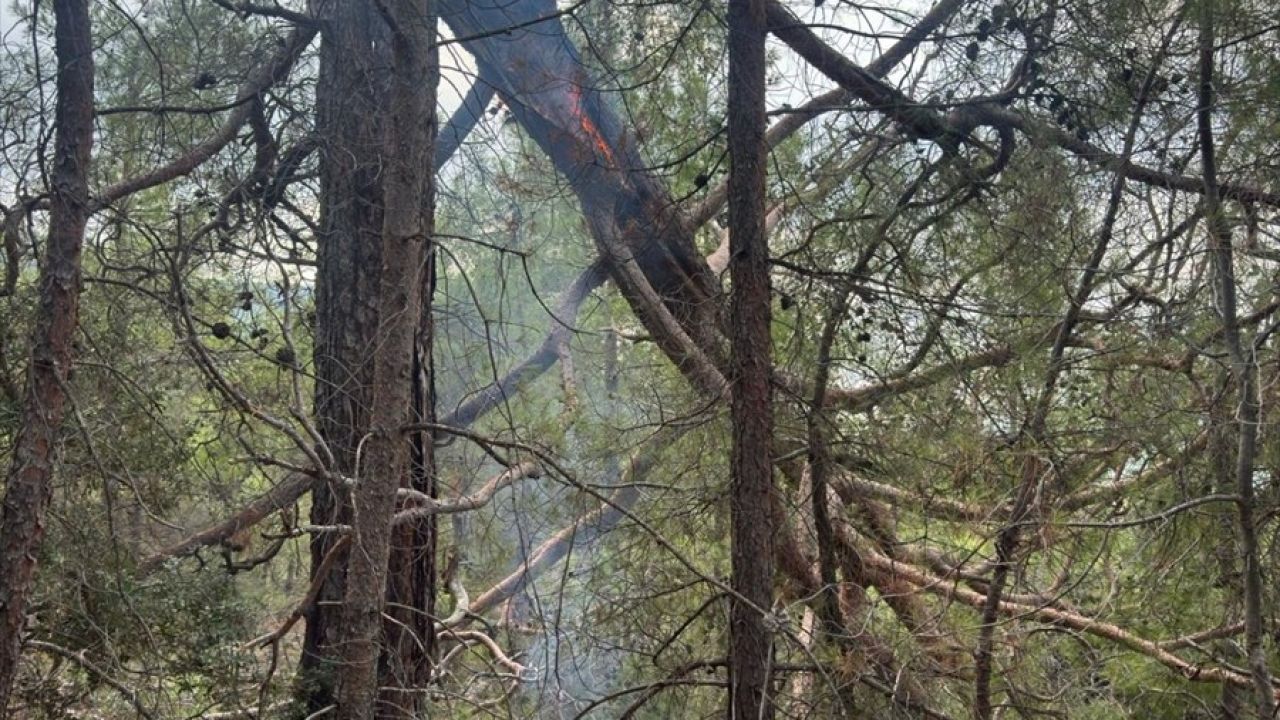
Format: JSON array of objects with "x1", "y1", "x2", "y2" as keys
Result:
[
  {"x1": 437, "y1": 0, "x2": 723, "y2": 357},
  {"x1": 333, "y1": 0, "x2": 436, "y2": 716},
  {"x1": 0, "y1": 0, "x2": 94, "y2": 711},
  {"x1": 727, "y1": 0, "x2": 775, "y2": 718},
  {"x1": 299, "y1": 0, "x2": 391, "y2": 711}
]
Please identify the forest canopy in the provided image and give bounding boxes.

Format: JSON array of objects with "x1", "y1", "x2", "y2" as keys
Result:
[{"x1": 1, "y1": 0, "x2": 1280, "y2": 718}]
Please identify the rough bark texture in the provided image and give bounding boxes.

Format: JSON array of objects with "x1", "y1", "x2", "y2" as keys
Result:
[
  {"x1": 379, "y1": 38, "x2": 440, "y2": 717},
  {"x1": 332, "y1": 0, "x2": 436, "y2": 716},
  {"x1": 376, "y1": 296, "x2": 437, "y2": 717},
  {"x1": 0, "y1": 0, "x2": 94, "y2": 711},
  {"x1": 301, "y1": 3, "x2": 482, "y2": 711},
  {"x1": 727, "y1": 0, "x2": 775, "y2": 718},
  {"x1": 299, "y1": 0, "x2": 392, "y2": 710}
]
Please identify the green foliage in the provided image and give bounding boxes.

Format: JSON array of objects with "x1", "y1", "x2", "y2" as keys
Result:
[{"x1": 2, "y1": 0, "x2": 1280, "y2": 716}]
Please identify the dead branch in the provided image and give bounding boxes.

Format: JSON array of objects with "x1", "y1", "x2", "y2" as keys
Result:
[
  {"x1": 856, "y1": 546, "x2": 1274, "y2": 694},
  {"x1": 394, "y1": 461, "x2": 542, "y2": 522},
  {"x1": 137, "y1": 471, "x2": 312, "y2": 575}
]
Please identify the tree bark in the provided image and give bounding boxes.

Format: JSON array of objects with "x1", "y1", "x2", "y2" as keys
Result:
[
  {"x1": 0, "y1": 0, "x2": 95, "y2": 711},
  {"x1": 298, "y1": 0, "x2": 391, "y2": 709},
  {"x1": 302, "y1": 2, "x2": 486, "y2": 711},
  {"x1": 380, "y1": 107, "x2": 439, "y2": 720},
  {"x1": 727, "y1": 0, "x2": 774, "y2": 717},
  {"x1": 332, "y1": 0, "x2": 436, "y2": 716}
]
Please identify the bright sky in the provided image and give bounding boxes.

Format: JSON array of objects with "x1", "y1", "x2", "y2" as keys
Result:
[
  {"x1": 0, "y1": 0, "x2": 927, "y2": 111},
  {"x1": 0, "y1": 1, "x2": 20, "y2": 42}
]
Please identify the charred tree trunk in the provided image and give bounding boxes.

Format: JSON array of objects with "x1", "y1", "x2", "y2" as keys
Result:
[
  {"x1": 0, "y1": 0, "x2": 94, "y2": 712},
  {"x1": 437, "y1": 0, "x2": 724, "y2": 368},
  {"x1": 299, "y1": 0, "x2": 391, "y2": 711},
  {"x1": 727, "y1": 0, "x2": 775, "y2": 718}
]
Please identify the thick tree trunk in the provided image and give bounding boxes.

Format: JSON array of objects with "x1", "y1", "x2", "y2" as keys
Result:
[
  {"x1": 299, "y1": 0, "x2": 391, "y2": 711},
  {"x1": 0, "y1": 0, "x2": 95, "y2": 712},
  {"x1": 303, "y1": 0, "x2": 440, "y2": 715},
  {"x1": 727, "y1": 0, "x2": 775, "y2": 718},
  {"x1": 331, "y1": 0, "x2": 436, "y2": 717},
  {"x1": 364, "y1": 3, "x2": 438, "y2": 715}
]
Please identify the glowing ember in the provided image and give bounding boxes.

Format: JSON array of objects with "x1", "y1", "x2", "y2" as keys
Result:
[{"x1": 567, "y1": 83, "x2": 617, "y2": 166}]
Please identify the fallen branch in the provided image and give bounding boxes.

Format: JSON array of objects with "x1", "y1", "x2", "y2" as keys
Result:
[
  {"x1": 856, "y1": 546, "x2": 1273, "y2": 694},
  {"x1": 137, "y1": 471, "x2": 312, "y2": 575},
  {"x1": 437, "y1": 629, "x2": 526, "y2": 678},
  {"x1": 454, "y1": 484, "x2": 640, "y2": 625}
]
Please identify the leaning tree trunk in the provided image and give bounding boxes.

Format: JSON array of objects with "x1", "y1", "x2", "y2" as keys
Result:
[
  {"x1": 437, "y1": 0, "x2": 724, "y2": 362},
  {"x1": 726, "y1": 0, "x2": 775, "y2": 717},
  {"x1": 0, "y1": 0, "x2": 95, "y2": 712}
]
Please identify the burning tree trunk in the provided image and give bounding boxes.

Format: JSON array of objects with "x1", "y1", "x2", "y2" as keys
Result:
[
  {"x1": 0, "y1": 0, "x2": 95, "y2": 711},
  {"x1": 438, "y1": 6, "x2": 779, "y2": 717},
  {"x1": 438, "y1": 1, "x2": 726, "y2": 379}
]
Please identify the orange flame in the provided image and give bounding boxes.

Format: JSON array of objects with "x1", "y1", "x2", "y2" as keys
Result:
[{"x1": 567, "y1": 83, "x2": 616, "y2": 166}]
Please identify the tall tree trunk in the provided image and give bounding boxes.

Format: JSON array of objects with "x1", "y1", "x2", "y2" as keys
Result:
[
  {"x1": 0, "y1": 0, "x2": 94, "y2": 707},
  {"x1": 378, "y1": 81, "x2": 439, "y2": 720},
  {"x1": 333, "y1": 0, "x2": 436, "y2": 716},
  {"x1": 1196, "y1": 7, "x2": 1276, "y2": 716},
  {"x1": 727, "y1": 0, "x2": 774, "y2": 718},
  {"x1": 299, "y1": 0, "x2": 392, "y2": 711},
  {"x1": 0, "y1": 0, "x2": 95, "y2": 711},
  {"x1": 304, "y1": 2, "x2": 454, "y2": 711}
]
